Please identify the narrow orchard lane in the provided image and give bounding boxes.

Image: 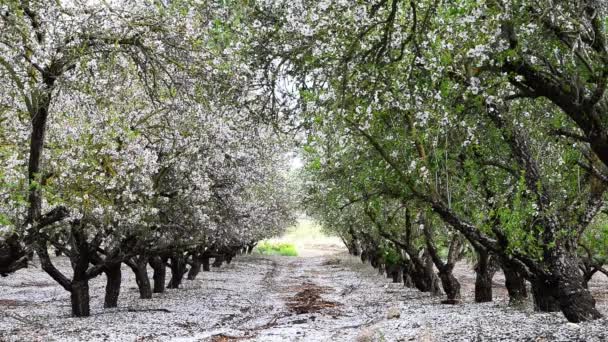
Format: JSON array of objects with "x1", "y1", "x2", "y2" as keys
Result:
[
  {"x1": 1, "y1": 252, "x2": 607, "y2": 341},
  {"x1": 216, "y1": 254, "x2": 608, "y2": 342}
]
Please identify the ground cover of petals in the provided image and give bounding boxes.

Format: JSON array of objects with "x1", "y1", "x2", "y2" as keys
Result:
[{"x1": 1, "y1": 245, "x2": 606, "y2": 342}]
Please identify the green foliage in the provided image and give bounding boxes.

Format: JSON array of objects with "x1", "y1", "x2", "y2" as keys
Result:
[
  {"x1": 381, "y1": 246, "x2": 401, "y2": 265},
  {"x1": 256, "y1": 241, "x2": 298, "y2": 256}
]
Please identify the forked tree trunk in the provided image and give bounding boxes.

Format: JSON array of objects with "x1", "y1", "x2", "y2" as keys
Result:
[
  {"x1": 149, "y1": 257, "x2": 166, "y2": 293},
  {"x1": 167, "y1": 255, "x2": 188, "y2": 289},
  {"x1": 103, "y1": 262, "x2": 122, "y2": 308}
]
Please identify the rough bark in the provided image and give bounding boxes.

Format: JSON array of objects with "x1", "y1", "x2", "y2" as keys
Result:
[
  {"x1": 423, "y1": 252, "x2": 442, "y2": 296},
  {"x1": 103, "y1": 262, "x2": 122, "y2": 308},
  {"x1": 387, "y1": 264, "x2": 401, "y2": 283},
  {"x1": 402, "y1": 269, "x2": 414, "y2": 288},
  {"x1": 552, "y1": 254, "x2": 603, "y2": 322},
  {"x1": 69, "y1": 228, "x2": 92, "y2": 317},
  {"x1": 128, "y1": 257, "x2": 152, "y2": 299},
  {"x1": 187, "y1": 258, "x2": 201, "y2": 280},
  {"x1": 501, "y1": 261, "x2": 528, "y2": 305},
  {"x1": 531, "y1": 276, "x2": 561, "y2": 312},
  {"x1": 474, "y1": 250, "x2": 497, "y2": 303},
  {"x1": 167, "y1": 255, "x2": 187, "y2": 289},
  {"x1": 70, "y1": 280, "x2": 90, "y2": 317},
  {"x1": 438, "y1": 269, "x2": 461, "y2": 304},
  {"x1": 149, "y1": 256, "x2": 166, "y2": 293}
]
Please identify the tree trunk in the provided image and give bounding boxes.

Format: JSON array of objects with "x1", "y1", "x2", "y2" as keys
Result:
[
  {"x1": 501, "y1": 262, "x2": 528, "y2": 305},
  {"x1": 474, "y1": 251, "x2": 496, "y2": 303},
  {"x1": 167, "y1": 255, "x2": 187, "y2": 289},
  {"x1": 212, "y1": 255, "x2": 224, "y2": 268},
  {"x1": 187, "y1": 258, "x2": 201, "y2": 280},
  {"x1": 70, "y1": 228, "x2": 92, "y2": 317},
  {"x1": 149, "y1": 257, "x2": 166, "y2": 293},
  {"x1": 424, "y1": 252, "x2": 442, "y2": 296},
  {"x1": 531, "y1": 277, "x2": 561, "y2": 312},
  {"x1": 129, "y1": 258, "x2": 152, "y2": 299},
  {"x1": 551, "y1": 254, "x2": 602, "y2": 322},
  {"x1": 71, "y1": 280, "x2": 90, "y2": 317},
  {"x1": 103, "y1": 262, "x2": 122, "y2": 308},
  {"x1": 202, "y1": 257, "x2": 210, "y2": 272},
  {"x1": 386, "y1": 264, "x2": 401, "y2": 283},
  {"x1": 438, "y1": 268, "x2": 461, "y2": 304},
  {"x1": 403, "y1": 270, "x2": 414, "y2": 288}
]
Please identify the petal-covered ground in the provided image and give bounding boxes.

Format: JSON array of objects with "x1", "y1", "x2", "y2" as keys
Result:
[{"x1": 0, "y1": 252, "x2": 607, "y2": 341}]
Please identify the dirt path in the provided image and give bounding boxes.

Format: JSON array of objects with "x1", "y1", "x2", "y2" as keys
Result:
[{"x1": 1, "y1": 253, "x2": 607, "y2": 341}]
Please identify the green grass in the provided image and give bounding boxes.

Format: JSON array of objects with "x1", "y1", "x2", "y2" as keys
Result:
[
  {"x1": 256, "y1": 217, "x2": 346, "y2": 257},
  {"x1": 256, "y1": 241, "x2": 298, "y2": 256}
]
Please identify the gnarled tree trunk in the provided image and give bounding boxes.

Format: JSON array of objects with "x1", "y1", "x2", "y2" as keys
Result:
[
  {"x1": 500, "y1": 260, "x2": 528, "y2": 305},
  {"x1": 551, "y1": 253, "x2": 602, "y2": 322},
  {"x1": 127, "y1": 256, "x2": 152, "y2": 299},
  {"x1": 167, "y1": 254, "x2": 188, "y2": 289},
  {"x1": 149, "y1": 256, "x2": 166, "y2": 293},
  {"x1": 71, "y1": 280, "x2": 90, "y2": 317},
  {"x1": 187, "y1": 257, "x2": 201, "y2": 280},
  {"x1": 531, "y1": 276, "x2": 561, "y2": 312},
  {"x1": 103, "y1": 262, "x2": 122, "y2": 308},
  {"x1": 474, "y1": 250, "x2": 497, "y2": 303}
]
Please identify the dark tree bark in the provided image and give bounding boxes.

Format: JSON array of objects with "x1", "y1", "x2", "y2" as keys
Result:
[
  {"x1": 127, "y1": 256, "x2": 152, "y2": 299},
  {"x1": 402, "y1": 268, "x2": 414, "y2": 288},
  {"x1": 71, "y1": 280, "x2": 90, "y2": 317},
  {"x1": 386, "y1": 264, "x2": 401, "y2": 283},
  {"x1": 187, "y1": 258, "x2": 201, "y2": 280},
  {"x1": 103, "y1": 262, "x2": 122, "y2": 308},
  {"x1": 167, "y1": 254, "x2": 188, "y2": 289},
  {"x1": 149, "y1": 256, "x2": 166, "y2": 293},
  {"x1": 501, "y1": 261, "x2": 528, "y2": 305},
  {"x1": 551, "y1": 253, "x2": 602, "y2": 322},
  {"x1": 423, "y1": 226, "x2": 459, "y2": 302},
  {"x1": 437, "y1": 269, "x2": 460, "y2": 304},
  {"x1": 0, "y1": 234, "x2": 29, "y2": 276},
  {"x1": 531, "y1": 276, "x2": 561, "y2": 312},
  {"x1": 212, "y1": 255, "x2": 224, "y2": 268},
  {"x1": 202, "y1": 257, "x2": 210, "y2": 272},
  {"x1": 474, "y1": 249, "x2": 498, "y2": 303},
  {"x1": 246, "y1": 242, "x2": 257, "y2": 254},
  {"x1": 423, "y1": 251, "x2": 443, "y2": 296},
  {"x1": 69, "y1": 228, "x2": 92, "y2": 317}
]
